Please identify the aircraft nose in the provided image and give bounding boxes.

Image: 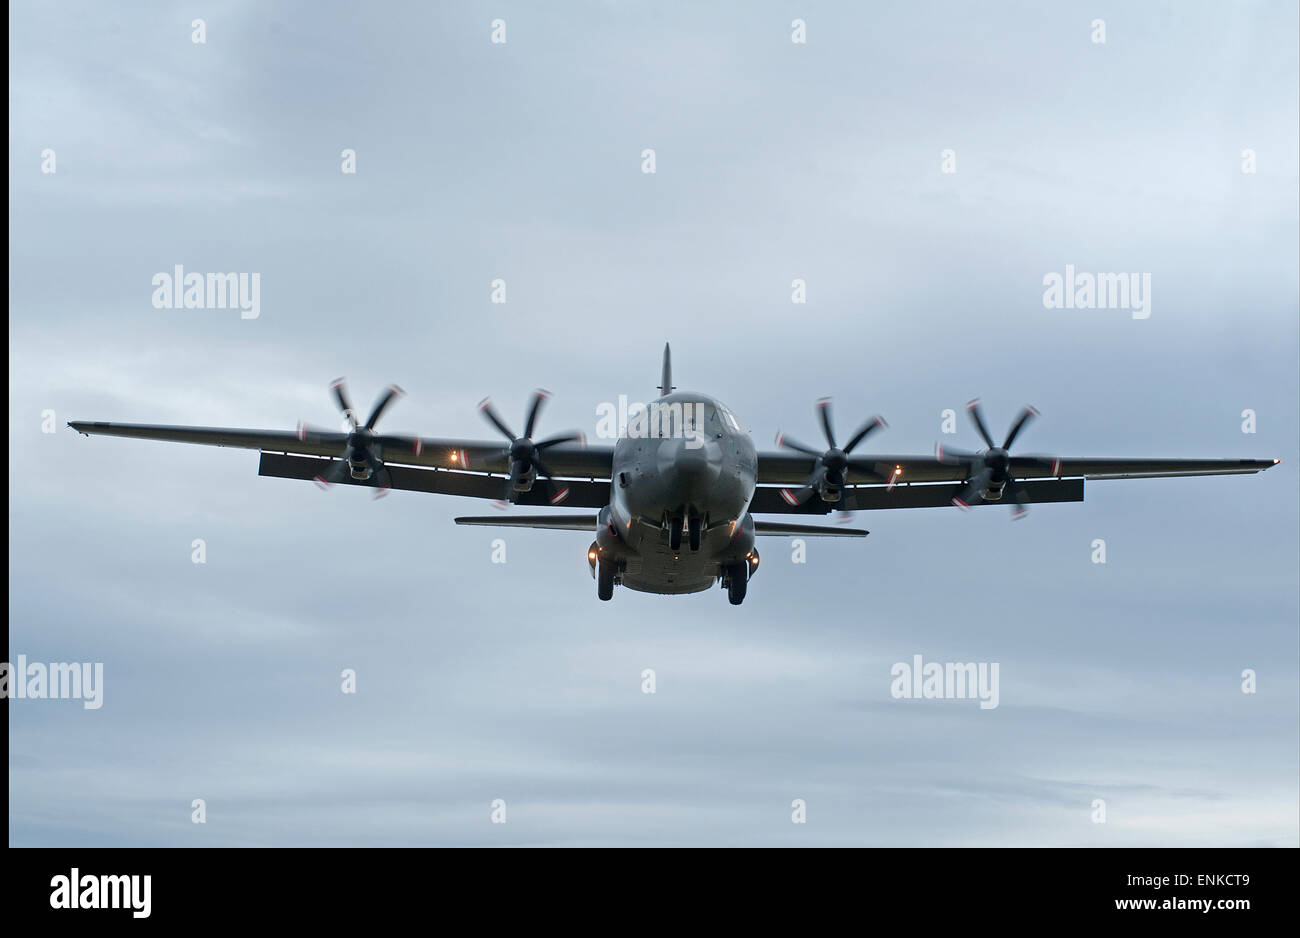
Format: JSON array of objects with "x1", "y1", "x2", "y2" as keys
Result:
[{"x1": 657, "y1": 436, "x2": 722, "y2": 496}]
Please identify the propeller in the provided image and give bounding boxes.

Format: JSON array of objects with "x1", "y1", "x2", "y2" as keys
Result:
[
  {"x1": 776, "y1": 397, "x2": 888, "y2": 505},
  {"x1": 937, "y1": 399, "x2": 1059, "y2": 518},
  {"x1": 308, "y1": 379, "x2": 404, "y2": 497},
  {"x1": 478, "y1": 389, "x2": 584, "y2": 504}
]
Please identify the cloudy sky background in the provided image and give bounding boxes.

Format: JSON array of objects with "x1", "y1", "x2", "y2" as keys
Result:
[{"x1": 8, "y1": 0, "x2": 1298, "y2": 846}]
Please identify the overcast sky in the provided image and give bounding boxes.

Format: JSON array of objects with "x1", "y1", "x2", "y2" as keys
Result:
[{"x1": 8, "y1": 0, "x2": 1298, "y2": 846}]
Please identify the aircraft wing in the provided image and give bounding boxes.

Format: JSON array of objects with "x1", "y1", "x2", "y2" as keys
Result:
[
  {"x1": 750, "y1": 452, "x2": 1279, "y2": 514},
  {"x1": 67, "y1": 421, "x2": 614, "y2": 481},
  {"x1": 66, "y1": 421, "x2": 351, "y2": 459},
  {"x1": 754, "y1": 451, "x2": 1279, "y2": 485},
  {"x1": 67, "y1": 421, "x2": 615, "y2": 508}
]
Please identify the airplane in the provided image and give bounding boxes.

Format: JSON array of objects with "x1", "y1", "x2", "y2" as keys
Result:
[{"x1": 67, "y1": 344, "x2": 1279, "y2": 605}]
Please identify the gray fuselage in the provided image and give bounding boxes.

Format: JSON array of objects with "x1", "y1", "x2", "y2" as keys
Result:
[{"x1": 593, "y1": 392, "x2": 759, "y2": 594}]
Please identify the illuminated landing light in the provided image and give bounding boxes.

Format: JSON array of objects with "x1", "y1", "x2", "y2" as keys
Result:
[
  {"x1": 887, "y1": 465, "x2": 902, "y2": 492},
  {"x1": 588, "y1": 549, "x2": 597, "y2": 560}
]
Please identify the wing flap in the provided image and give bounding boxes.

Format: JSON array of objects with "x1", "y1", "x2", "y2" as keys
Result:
[{"x1": 749, "y1": 478, "x2": 1086, "y2": 514}]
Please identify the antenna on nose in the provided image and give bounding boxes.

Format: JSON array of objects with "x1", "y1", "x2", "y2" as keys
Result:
[{"x1": 657, "y1": 342, "x2": 675, "y2": 395}]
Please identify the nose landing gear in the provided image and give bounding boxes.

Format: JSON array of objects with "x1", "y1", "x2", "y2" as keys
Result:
[
  {"x1": 687, "y1": 516, "x2": 702, "y2": 552},
  {"x1": 668, "y1": 516, "x2": 684, "y2": 551},
  {"x1": 666, "y1": 512, "x2": 704, "y2": 552}
]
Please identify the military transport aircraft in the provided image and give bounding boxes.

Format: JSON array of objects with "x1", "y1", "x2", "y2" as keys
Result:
[{"x1": 68, "y1": 344, "x2": 1278, "y2": 605}]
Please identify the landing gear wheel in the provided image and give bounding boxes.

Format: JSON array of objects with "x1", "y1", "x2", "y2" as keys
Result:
[
  {"x1": 727, "y1": 563, "x2": 748, "y2": 605},
  {"x1": 668, "y1": 516, "x2": 683, "y2": 551},
  {"x1": 687, "y1": 516, "x2": 702, "y2": 551},
  {"x1": 597, "y1": 559, "x2": 615, "y2": 601}
]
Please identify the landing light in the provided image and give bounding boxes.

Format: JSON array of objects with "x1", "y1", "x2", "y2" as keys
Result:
[{"x1": 588, "y1": 549, "x2": 597, "y2": 560}]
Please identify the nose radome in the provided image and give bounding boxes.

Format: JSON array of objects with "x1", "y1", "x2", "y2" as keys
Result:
[{"x1": 657, "y1": 436, "x2": 722, "y2": 494}]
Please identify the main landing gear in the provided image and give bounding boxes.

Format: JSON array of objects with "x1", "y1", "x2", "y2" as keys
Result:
[
  {"x1": 722, "y1": 561, "x2": 748, "y2": 605},
  {"x1": 597, "y1": 558, "x2": 616, "y2": 601}
]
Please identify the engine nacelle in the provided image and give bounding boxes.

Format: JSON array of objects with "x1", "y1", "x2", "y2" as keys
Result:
[{"x1": 511, "y1": 460, "x2": 537, "y2": 493}]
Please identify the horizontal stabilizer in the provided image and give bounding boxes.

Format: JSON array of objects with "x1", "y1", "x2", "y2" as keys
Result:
[
  {"x1": 754, "y1": 521, "x2": 867, "y2": 537},
  {"x1": 454, "y1": 514, "x2": 599, "y2": 531}
]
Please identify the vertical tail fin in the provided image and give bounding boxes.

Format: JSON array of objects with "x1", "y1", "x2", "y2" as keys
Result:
[{"x1": 657, "y1": 343, "x2": 675, "y2": 395}]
